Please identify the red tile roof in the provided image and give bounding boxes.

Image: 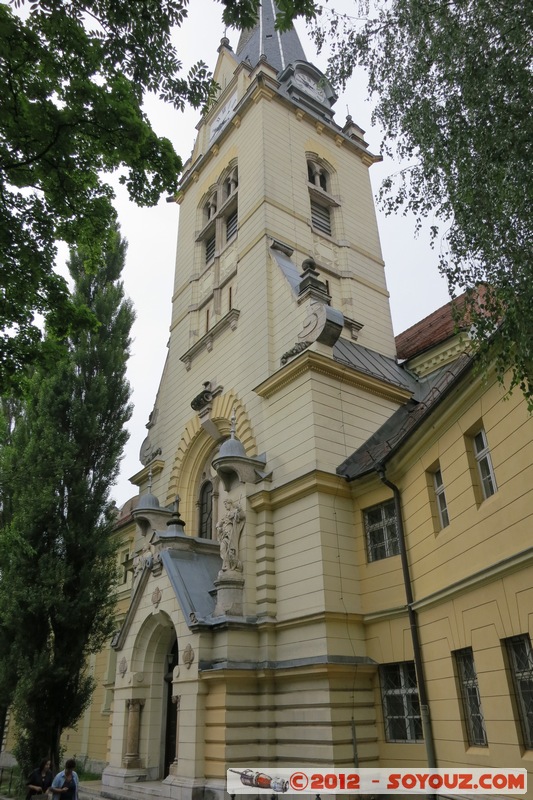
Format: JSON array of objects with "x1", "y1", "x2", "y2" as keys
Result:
[{"x1": 395, "y1": 293, "x2": 468, "y2": 361}]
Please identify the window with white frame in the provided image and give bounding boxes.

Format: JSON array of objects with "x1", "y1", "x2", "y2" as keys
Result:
[
  {"x1": 473, "y1": 428, "x2": 497, "y2": 499},
  {"x1": 380, "y1": 662, "x2": 423, "y2": 742},
  {"x1": 455, "y1": 648, "x2": 488, "y2": 746},
  {"x1": 433, "y1": 468, "x2": 450, "y2": 528},
  {"x1": 505, "y1": 635, "x2": 533, "y2": 748},
  {"x1": 364, "y1": 499, "x2": 399, "y2": 562}
]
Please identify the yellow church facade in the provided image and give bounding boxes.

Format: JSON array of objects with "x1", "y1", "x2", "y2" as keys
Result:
[{"x1": 2, "y1": 7, "x2": 532, "y2": 800}]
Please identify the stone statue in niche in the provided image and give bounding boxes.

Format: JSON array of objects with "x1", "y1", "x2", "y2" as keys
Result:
[{"x1": 216, "y1": 498, "x2": 245, "y2": 574}]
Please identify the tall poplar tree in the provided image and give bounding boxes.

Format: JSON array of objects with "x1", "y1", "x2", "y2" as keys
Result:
[{"x1": 0, "y1": 227, "x2": 134, "y2": 775}]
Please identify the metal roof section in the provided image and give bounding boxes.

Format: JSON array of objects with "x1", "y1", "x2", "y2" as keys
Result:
[
  {"x1": 161, "y1": 548, "x2": 221, "y2": 624},
  {"x1": 333, "y1": 338, "x2": 419, "y2": 394},
  {"x1": 235, "y1": 0, "x2": 307, "y2": 74},
  {"x1": 337, "y1": 353, "x2": 473, "y2": 481},
  {"x1": 270, "y1": 241, "x2": 301, "y2": 294}
]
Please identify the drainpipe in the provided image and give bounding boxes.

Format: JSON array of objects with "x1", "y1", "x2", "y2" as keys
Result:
[{"x1": 377, "y1": 465, "x2": 437, "y2": 771}]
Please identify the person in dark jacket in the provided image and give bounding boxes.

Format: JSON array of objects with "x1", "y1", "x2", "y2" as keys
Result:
[{"x1": 26, "y1": 758, "x2": 53, "y2": 798}]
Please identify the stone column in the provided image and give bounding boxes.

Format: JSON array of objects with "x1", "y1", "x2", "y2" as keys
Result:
[
  {"x1": 174, "y1": 695, "x2": 181, "y2": 763},
  {"x1": 123, "y1": 698, "x2": 145, "y2": 768}
]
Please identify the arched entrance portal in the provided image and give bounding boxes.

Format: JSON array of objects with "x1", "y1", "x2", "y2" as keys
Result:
[
  {"x1": 164, "y1": 638, "x2": 179, "y2": 776},
  {"x1": 130, "y1": 611, "x2": 178, "y2": 781}
]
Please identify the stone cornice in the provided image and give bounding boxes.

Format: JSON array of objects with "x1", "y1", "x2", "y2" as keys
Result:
[
  {"x1": 179, "y1": 308, "x2": 240, "y2": 370},
  {"x1": 253, "y1": 348, "x2": 412, "y2": 403},
  {"x1": 248, "y1": 469, "x2": 352, "y2": 512},
  {"x1": 412, "y1": 546, "x2": 533, "y2": 613},
  {"x1": 360, "y1": 547, "x2": 533, "y2": 621},
  {"x1": 178, "y1": 70, "x2": 381, "y2": 198},
  {"x1": 198, "y1": 654, "x2": 376, "y2": 680},
  {"x1": 405, "y1": 332, "x2": 471, "y2": 378},
  {"x1": 129, "y1": 459, "x2": 164, "y2": 488}
]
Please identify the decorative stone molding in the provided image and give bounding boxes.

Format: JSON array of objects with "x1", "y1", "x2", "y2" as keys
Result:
[
  {"x1": 297, "y1": 301, "x2": 343, "y2": 348},
  {"x1": 190, "y1": 381, "x2": 223, "y2": 412},
  {"x1": 213, "y1": 574, "x2": 245, "y2": 617},
  {"x1": 151, "y1": 587, "x2": 162, "y2": 608},
  {"x1": 255, "y1": 350, "x2": 413, "y2": 403},
  {"x1": 281, "y1": 340, "x2": 311, "y2": 366},
  {"x1": 180, "y1": 309, "x2": 240, "y2": 370},
  {"x1": 182, "y1": 644, "x2": 195, "y2": 669},
  {"x1": 118, "y1": 657, "x2": 128, "y2": 678},
  {"x1": 344, "y1": 316, "x2": 364, "y2": 341}
]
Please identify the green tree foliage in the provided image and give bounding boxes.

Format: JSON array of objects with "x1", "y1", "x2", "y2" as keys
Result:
[
  {"x1": 312, "y1": 0, "x2": 533, "y2": 402},
  {"x1": 0, "y1": 227, "x2": 134, "y2": 774},
  {"x1": 0, "y1": 0, "x2": 214, "y2": 390}
]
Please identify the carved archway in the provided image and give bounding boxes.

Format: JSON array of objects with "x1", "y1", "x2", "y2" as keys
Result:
[
  {"x1": 166, "y1": 392, "x2": 257, "y2": 527},
  {"x1": 130, "y1": 611, "x2": 177, "y2": 779}
]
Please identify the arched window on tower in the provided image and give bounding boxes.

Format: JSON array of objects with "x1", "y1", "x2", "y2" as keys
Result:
[
  {"x1": 198, "y1": 480, "x2": 213, "y2": 538},
  {"x1": 306, "y1": 157, "x2": 339, "y2": 238},
  {"x1": 198, "y1": 164, "x2": 238, "y2": 266},
  {"x1": 307, "y1": 160, "x2": 328, "y2": 192}
]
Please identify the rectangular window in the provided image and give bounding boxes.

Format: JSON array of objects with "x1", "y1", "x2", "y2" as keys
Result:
[
  {"x1": 380, "y1": 662, "x2": 423, "y2": 742},
  {"x1": 226, "y1": 209, "x2": 238, "y2": 241},
  {"x1": 455, "y1": 648, "x2": 488, "y2": 746},
  {"x1": 310, "y1": 199, "x2": 332, "y2": 235},
  {"x1": 473, "y1": 428, "x2": 497, "y2": 499},
  {"x1": 364, "y1": 500, "x2": 399, "y2": 562},
  {"x1": 433, "y1": 469, "x2": 450, "y2": 528},
  {"x1": 505, "y1": 635, "x2": 533, "y2": 748},
  {"x1": 205, "y1": 234, "x2": 216, "y2": 264}
]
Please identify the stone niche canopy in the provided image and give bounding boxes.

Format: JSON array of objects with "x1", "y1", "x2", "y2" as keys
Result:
[{"x1": 212, "y1": 415, "x2": 269, "y2": 491}]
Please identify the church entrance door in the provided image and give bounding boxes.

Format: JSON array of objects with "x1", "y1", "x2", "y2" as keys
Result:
[{"x1": 163, "y1": 638, "x2": 179, "y2": 777}]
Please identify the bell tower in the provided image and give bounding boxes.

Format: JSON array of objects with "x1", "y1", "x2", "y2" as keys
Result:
[{"x1": 115, "y1": 9, "x2": 413, "y2": 796}]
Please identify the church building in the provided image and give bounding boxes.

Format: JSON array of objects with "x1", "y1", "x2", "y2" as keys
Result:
[{"x1": 3, "y1": 5, "x2": 533, "y2": 800}]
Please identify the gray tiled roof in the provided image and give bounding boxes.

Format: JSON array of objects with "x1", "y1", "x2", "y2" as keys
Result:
[
  {"x1": 337, "y1": 354, "x2": 473, "y2": 481},
  {"x1": 236, "y1": 0, "x2": 307, "y2": 73}
]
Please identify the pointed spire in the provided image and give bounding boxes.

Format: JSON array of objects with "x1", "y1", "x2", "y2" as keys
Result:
[
  {"x1": 236, "y1": 0, "x2": 306, "y2": 74},
  {"x1": 166, "y1": 496, "x2": 186, "y2": 536}
]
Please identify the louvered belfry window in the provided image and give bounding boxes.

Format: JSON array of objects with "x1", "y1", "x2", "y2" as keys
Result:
[
  {"x1": 226, "y1": 209, "x2": 238, "y2": 241},
  {"x1": 205, "y1": 234, "x2": 216, "y2": 264},
  {"x1": 310, "y1": 199, "x2": 331, "y2": 235}
]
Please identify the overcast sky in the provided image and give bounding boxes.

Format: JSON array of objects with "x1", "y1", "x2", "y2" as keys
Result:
[{"x1": 109, "y1": 0, "x2": 452, "y2": 508}]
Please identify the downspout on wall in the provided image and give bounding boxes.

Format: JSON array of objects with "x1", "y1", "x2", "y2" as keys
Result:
[{"x1": 377, "y1": 465, "x2": 437, "y2": 771}]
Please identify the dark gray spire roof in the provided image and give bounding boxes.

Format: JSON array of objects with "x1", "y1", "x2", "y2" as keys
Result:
[{"x1": 236, "y1": 0, "x2": 306, "y2": 74}]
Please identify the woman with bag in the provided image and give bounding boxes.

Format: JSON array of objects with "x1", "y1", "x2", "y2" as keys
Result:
[{"x1": 26, "y1": 758, "x2": 53, "y2": 799}]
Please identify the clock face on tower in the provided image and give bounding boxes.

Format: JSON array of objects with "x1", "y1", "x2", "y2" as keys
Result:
[
  {"x1": 293, "y1": 71, "x2": 327, "y2": 102},
  {"x1": 209, "y1": 93, "x2": 238, "y2": 141}
]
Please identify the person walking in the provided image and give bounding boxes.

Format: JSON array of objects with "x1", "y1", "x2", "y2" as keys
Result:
[
  {"x1": 50, "y1": 759, "x2": 78, "y2": 800},
  {"x1": 26, "y1": 758, "x2": 53, "y2": 798}
]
